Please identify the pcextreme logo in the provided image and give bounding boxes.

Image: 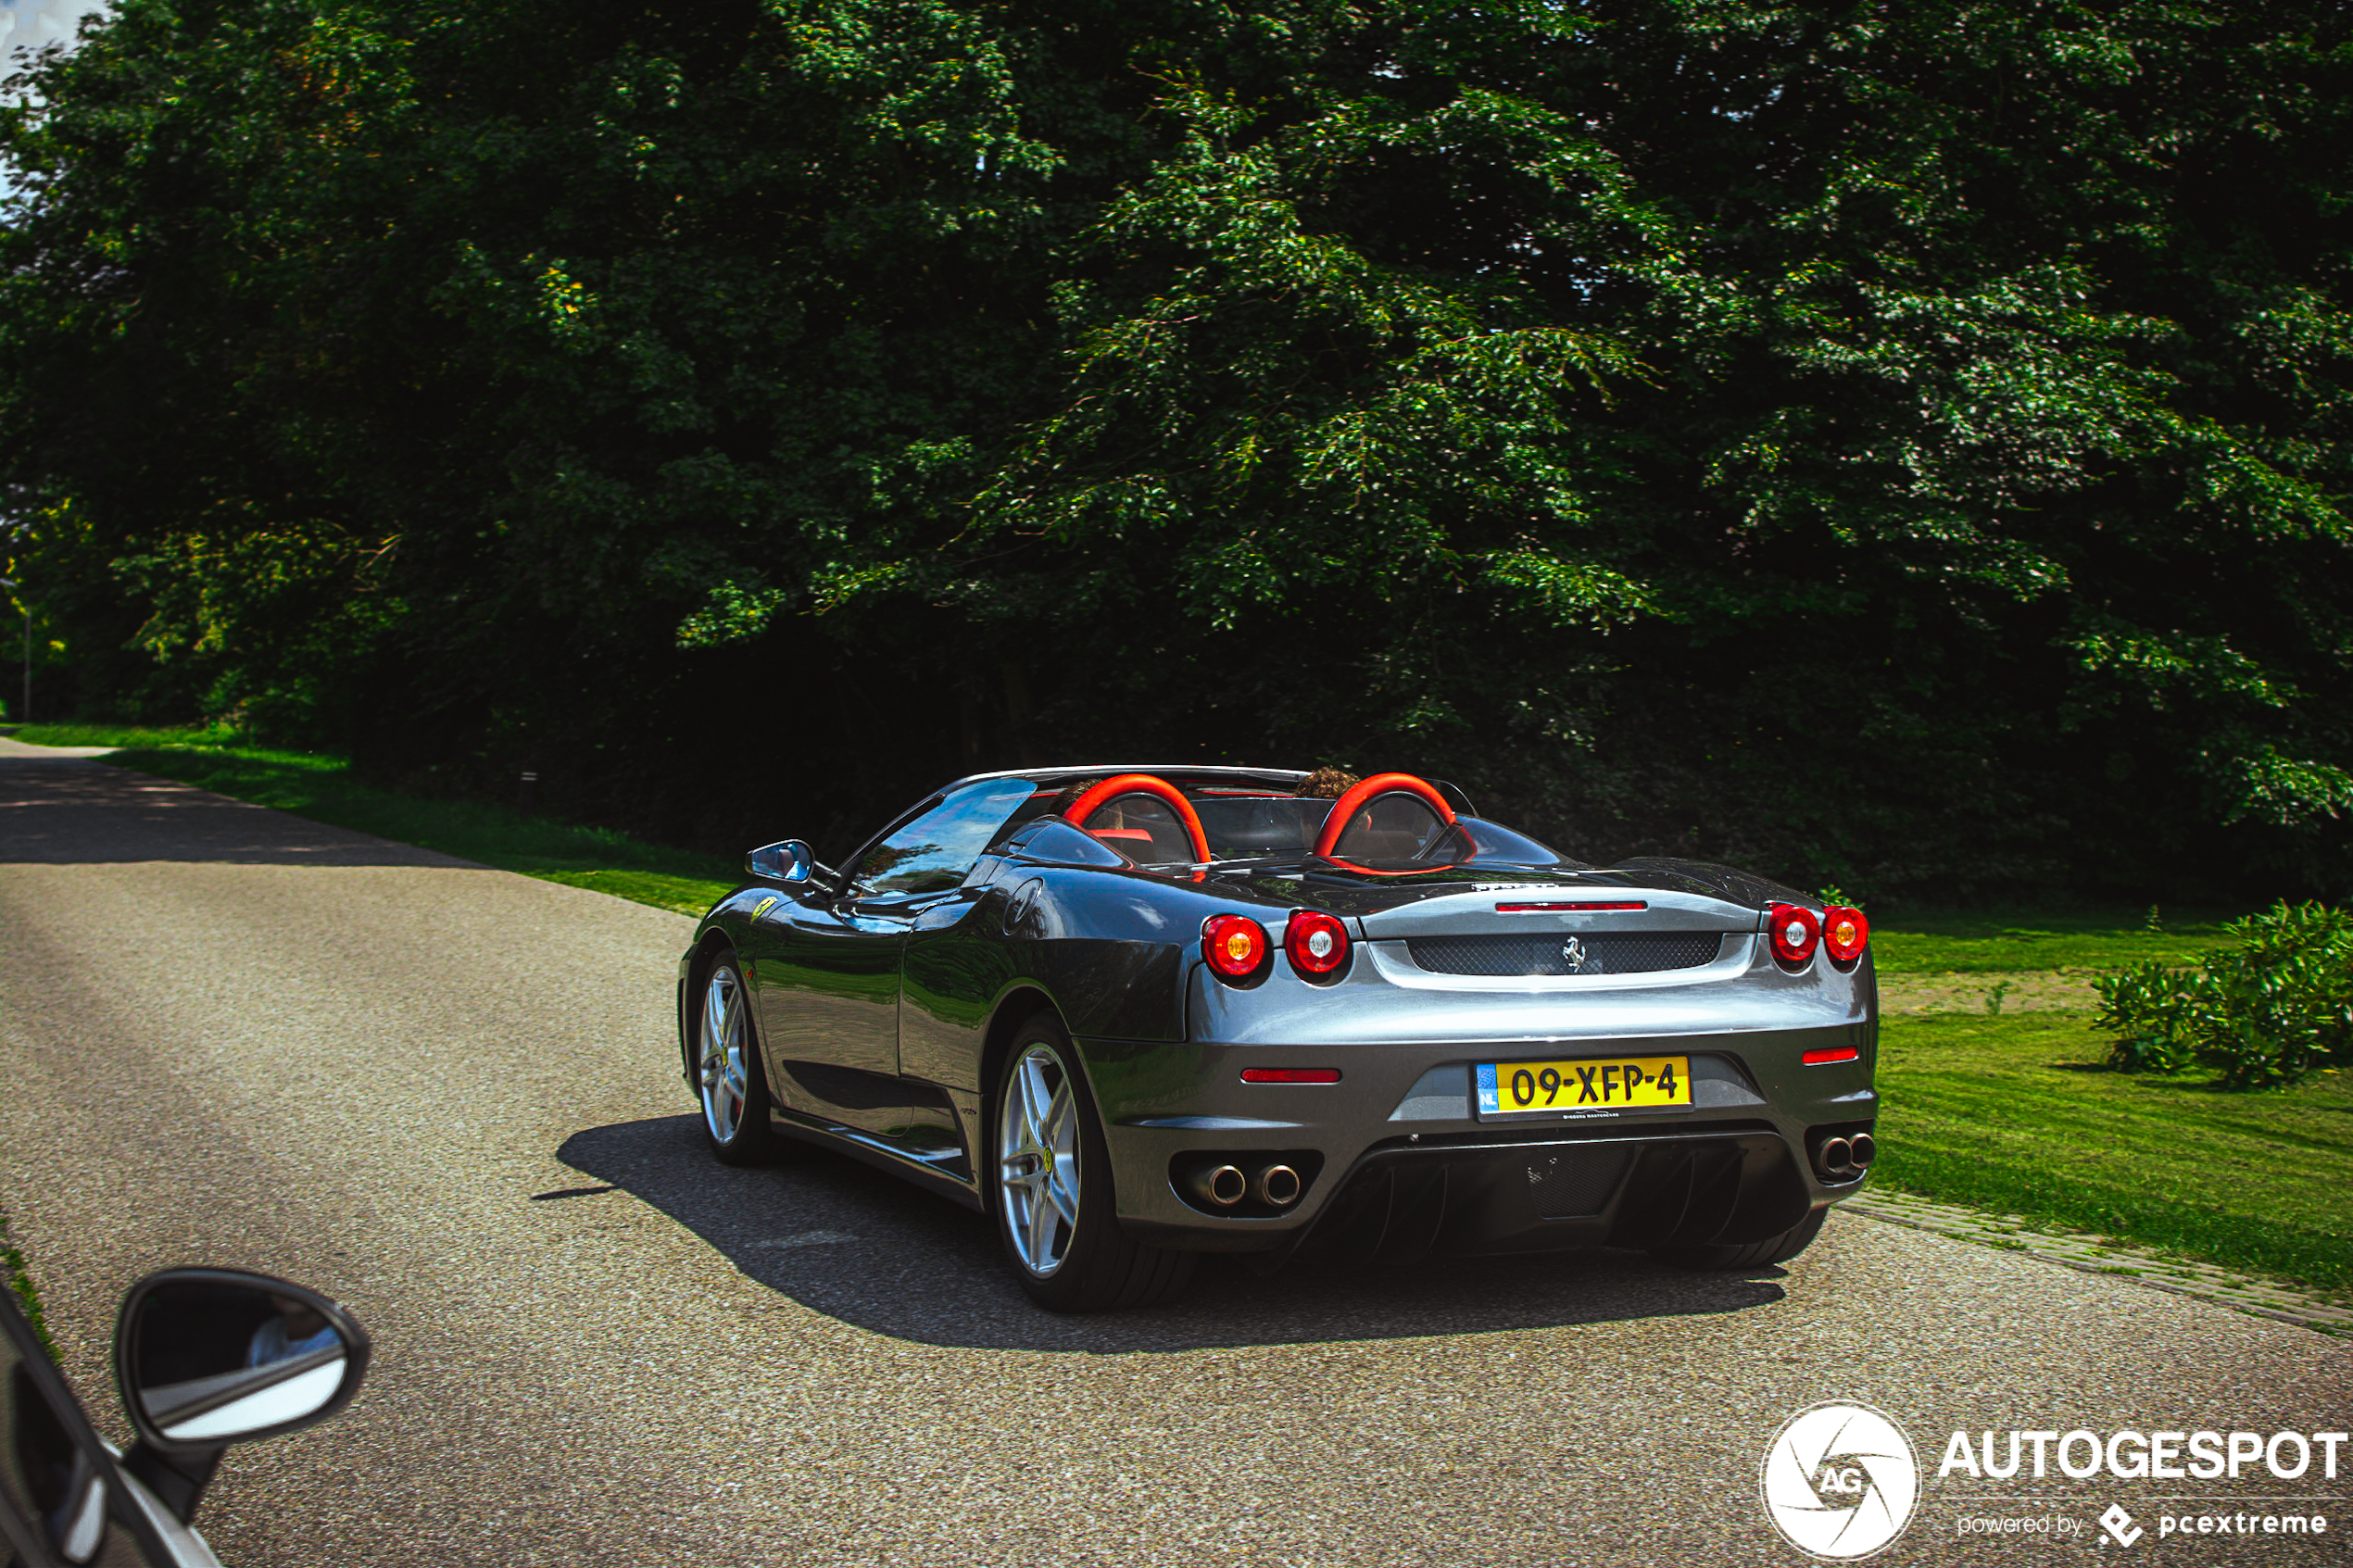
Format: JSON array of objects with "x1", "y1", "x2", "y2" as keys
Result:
[{"x1": 1761, "y1": 1401, "x2": 1921, "y2": 1561}]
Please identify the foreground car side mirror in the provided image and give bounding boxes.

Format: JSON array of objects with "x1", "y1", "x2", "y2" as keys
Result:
[
  {"x1": 746, "y1": 839, "x2": 817, "y2": 883},
  {"x1": 114, "y1": 1268, "x2": 371, "y2": 1521}
]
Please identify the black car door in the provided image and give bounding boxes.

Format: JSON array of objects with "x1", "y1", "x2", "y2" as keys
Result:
[
  {"x1": 0, "y1": 1288, "x2": 172, "y2": 1566},
  {"x1": 753, "y1": 778, "x2": 1038, "y2": 1136}
]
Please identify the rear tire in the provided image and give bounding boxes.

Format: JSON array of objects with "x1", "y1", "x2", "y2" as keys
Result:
[
  {"x1": 1651, "y1": 1205, "x2": 1828, "y2": 1271},
  {"x1": 991, "y1": 1011, "x2": 1194, "y2": 1311},
  {"x1": 696, "y1": 948, "x2": 783, "y2": 1166}
]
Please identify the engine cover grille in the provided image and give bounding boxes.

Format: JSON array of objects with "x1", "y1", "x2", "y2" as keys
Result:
[{"x1": 1407, "y1": 931, "x2": 1727, "y2": 976}]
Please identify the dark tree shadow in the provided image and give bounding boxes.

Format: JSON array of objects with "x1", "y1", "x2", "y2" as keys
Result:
[
  {"x1": 0, "y1": 760, "x2": 474, "y2": 867},
  {"x1": 559, "y1": 1114, "x2": 1790, "y2": 1352}
]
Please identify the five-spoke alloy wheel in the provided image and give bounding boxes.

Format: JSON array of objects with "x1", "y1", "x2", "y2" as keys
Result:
[
  {"x1": 989, "y1": 1013, "x2": 1193, "y2": 1311},
  {"x1": 998, "y1": 1039, "x2": 1083, "y2": 1276},
  {"x1": 698, "y1": 951, "x2": 779, "y2": 1165}
]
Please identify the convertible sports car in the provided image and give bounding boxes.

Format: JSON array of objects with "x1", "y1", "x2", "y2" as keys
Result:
[{"x1": 675, "y1": 767, "x2": 1877, "y2": 1311}]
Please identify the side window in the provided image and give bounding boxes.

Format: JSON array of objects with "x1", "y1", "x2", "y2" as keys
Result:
[
  {"x1": 851, "y1": 780, "x2": 1038, "y2": 899},
  {"x1": 0, "y1": 1331, "x2": 48, "y2": 1562},
  {"x1": 1458, "y1": 817, "x2": 1569, "y2": 867},
  {"x1": 0, "y1": 1297, "x2": 162, "y2": 1566}
]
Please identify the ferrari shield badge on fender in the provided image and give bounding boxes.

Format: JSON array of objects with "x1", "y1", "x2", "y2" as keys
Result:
[{"x1": 751, "y1": 896, "x2": 779, "y2": 921}]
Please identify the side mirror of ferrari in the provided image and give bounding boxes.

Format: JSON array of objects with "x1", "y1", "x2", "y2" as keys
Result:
[
  {"x1": 115, "y1": 1268, "x2": 371, "y2": 1523},
  {"x1": 746, "y1": 840, "x2": 814, "y2": 883}
]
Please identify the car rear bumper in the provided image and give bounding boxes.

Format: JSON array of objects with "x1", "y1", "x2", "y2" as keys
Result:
[{"x1": 1077, "y1": 1025, "x2": 1876, "y2": 1257}]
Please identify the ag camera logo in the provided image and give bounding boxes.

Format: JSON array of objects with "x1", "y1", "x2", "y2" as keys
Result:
[{"x1": 1761, "y1": 1402, "x2": 1920, "y2": 1560}]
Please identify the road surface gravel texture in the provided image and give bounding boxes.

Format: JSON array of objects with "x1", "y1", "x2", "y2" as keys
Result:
[{"x1": 2, "y1": 741, "x2": 2347, "y2": 1566}]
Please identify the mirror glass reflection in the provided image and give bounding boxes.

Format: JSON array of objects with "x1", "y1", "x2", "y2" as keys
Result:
[
  {"x1": 131, "y1": 1282, "x2": 348, "y2": 1443},
  {"x1": 747, "y1": 841, "x2": 814, "y2": 883}
]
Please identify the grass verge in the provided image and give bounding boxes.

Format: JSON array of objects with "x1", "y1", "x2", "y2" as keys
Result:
[
  {"x1": 1872, "y1": 1010, "x2": 2353, "y2": 1295},
  {"x1": 1869, "y1": 908, "x2": 2245, "y2": 974},
  {"x1": 11, "y1": 724, "x2": 736, "y2": 916},
  {"x1": 1, "y1": 1208, "x2": 55, "y2": 1360}
]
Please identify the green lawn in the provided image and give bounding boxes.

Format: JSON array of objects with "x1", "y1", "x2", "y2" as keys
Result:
[
  {"x1": 1869, "y1": 908, "x2": 2244, "y2": 974},
  {"x1": 1872, "y1": 1010, "x2": 2353, "y2": 1295},
  {"x1": 10, "y1": 724, "x2": 738, "y2": 916}
]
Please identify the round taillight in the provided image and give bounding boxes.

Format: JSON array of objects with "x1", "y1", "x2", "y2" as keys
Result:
[
  {"x1": 1822, "y1": 905, "x2": 1869, "y2": 966},
  {"x1": 1768, "y1": 902, "x2": 1821, "y2": 967},
  {"x1": 1202, "y1": 914, "x2": 1270, "y2": 980},
  {"x1": 1285, "y1": 910, "x2": 1351, "y2": 977}
]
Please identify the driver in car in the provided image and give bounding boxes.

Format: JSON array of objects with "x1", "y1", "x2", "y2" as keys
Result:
[{"x1": 245, "y1": 1295, "x2": 338, "y2": 1368}]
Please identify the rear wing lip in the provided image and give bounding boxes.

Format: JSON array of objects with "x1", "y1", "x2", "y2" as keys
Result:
[{"x1": 1355, "y1": 885, "x2": 1762, "y2": 940}]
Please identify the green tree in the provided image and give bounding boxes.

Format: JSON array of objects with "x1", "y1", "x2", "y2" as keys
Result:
[{"x1": 3, "y1": 0, "x2": 2347, "y2": 893}]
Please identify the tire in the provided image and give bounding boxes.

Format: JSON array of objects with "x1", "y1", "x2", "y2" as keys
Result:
[
  {"x1": 1651, "y1": 1205, "x2": 1828, "y2": 1271},
  {"x1": 695, "y1": 948, "x2": 783, "y2": 1166},
  {"x1": 991, "y1": 1012, "x2": 1194, "y2": 1311}
]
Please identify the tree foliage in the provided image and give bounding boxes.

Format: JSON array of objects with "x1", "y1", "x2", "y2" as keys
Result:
[{"x1": 3, "y1": 0, "x2": 2348, "y2": 890}]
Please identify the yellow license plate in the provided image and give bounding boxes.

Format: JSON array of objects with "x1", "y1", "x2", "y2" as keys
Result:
[{"x1": 1476, "y1": 1055, "x2": 1691, "y2": 1116}]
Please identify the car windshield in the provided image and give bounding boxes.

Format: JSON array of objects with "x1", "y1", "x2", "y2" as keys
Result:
[
  {"x1": 1189, "y1": 796, "x2": 1331, "y2": 859},
  {"x1": 855, "y1": 778, "x2": 1040, "y2": 896},
  {"x1": 983, "y1": 774, "x2": 1572, "y2": 870},
  {"x1": 1186, "y1": 794, "x2": 1572, "y2": 869},
  {"x1": 988, "y1": 779, "x2": 1314, "y2": 862}
]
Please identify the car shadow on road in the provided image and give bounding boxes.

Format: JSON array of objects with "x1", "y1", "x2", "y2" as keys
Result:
[{"x1": 560, "y1": 1114, "x2": 1790, "y2": 1352}]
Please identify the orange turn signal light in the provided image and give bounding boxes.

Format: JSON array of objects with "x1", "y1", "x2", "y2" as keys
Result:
[
  {"x1": 1202, "y1": 913, "x2": 1270, "y2": 980},
  {"x1": 1822, "y1": 905, "x2": 1869, "y2": 966}
]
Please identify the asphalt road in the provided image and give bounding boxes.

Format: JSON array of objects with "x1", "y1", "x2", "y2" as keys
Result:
[{"x1": 3, "y1": 742, "x2": 2347, "y2": 1566}]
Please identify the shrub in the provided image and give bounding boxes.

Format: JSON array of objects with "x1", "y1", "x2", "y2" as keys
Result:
[{"x1": 2094, "y1": 903, "x2": 2353, "y2": 1088}]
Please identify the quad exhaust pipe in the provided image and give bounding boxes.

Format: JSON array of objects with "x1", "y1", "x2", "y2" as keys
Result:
[
  {"x1": 1813, "y1": 1130, "x2": 1878, "y2": 1181},
  {"x1": 1257, "y1": 1164, "x2": 1302, "y2": 1208},
  {"x1": 1187, "y1": 1163, "x2": 1249, "y2": 1209},
  {"x1": 1176, "y1": 1156, "x2": 1310, "y2": 1212}
]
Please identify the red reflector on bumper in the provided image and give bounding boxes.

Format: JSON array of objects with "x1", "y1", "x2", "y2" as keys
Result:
[
  {"x1": 1495, "y1": 900, "x2": 1648, "y2": 912},
  {"x1": 1239, "y1": 1068, "x2": 1341, "y2": 1085},
  {"x1": 1801, "y1": 1047, "x2": 1860, "y2": 1066}
]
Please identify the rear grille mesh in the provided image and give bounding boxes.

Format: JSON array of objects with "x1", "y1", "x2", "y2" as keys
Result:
[{"x1": 1407, "y1": 931, "x2": 1726, "y2": 976}]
